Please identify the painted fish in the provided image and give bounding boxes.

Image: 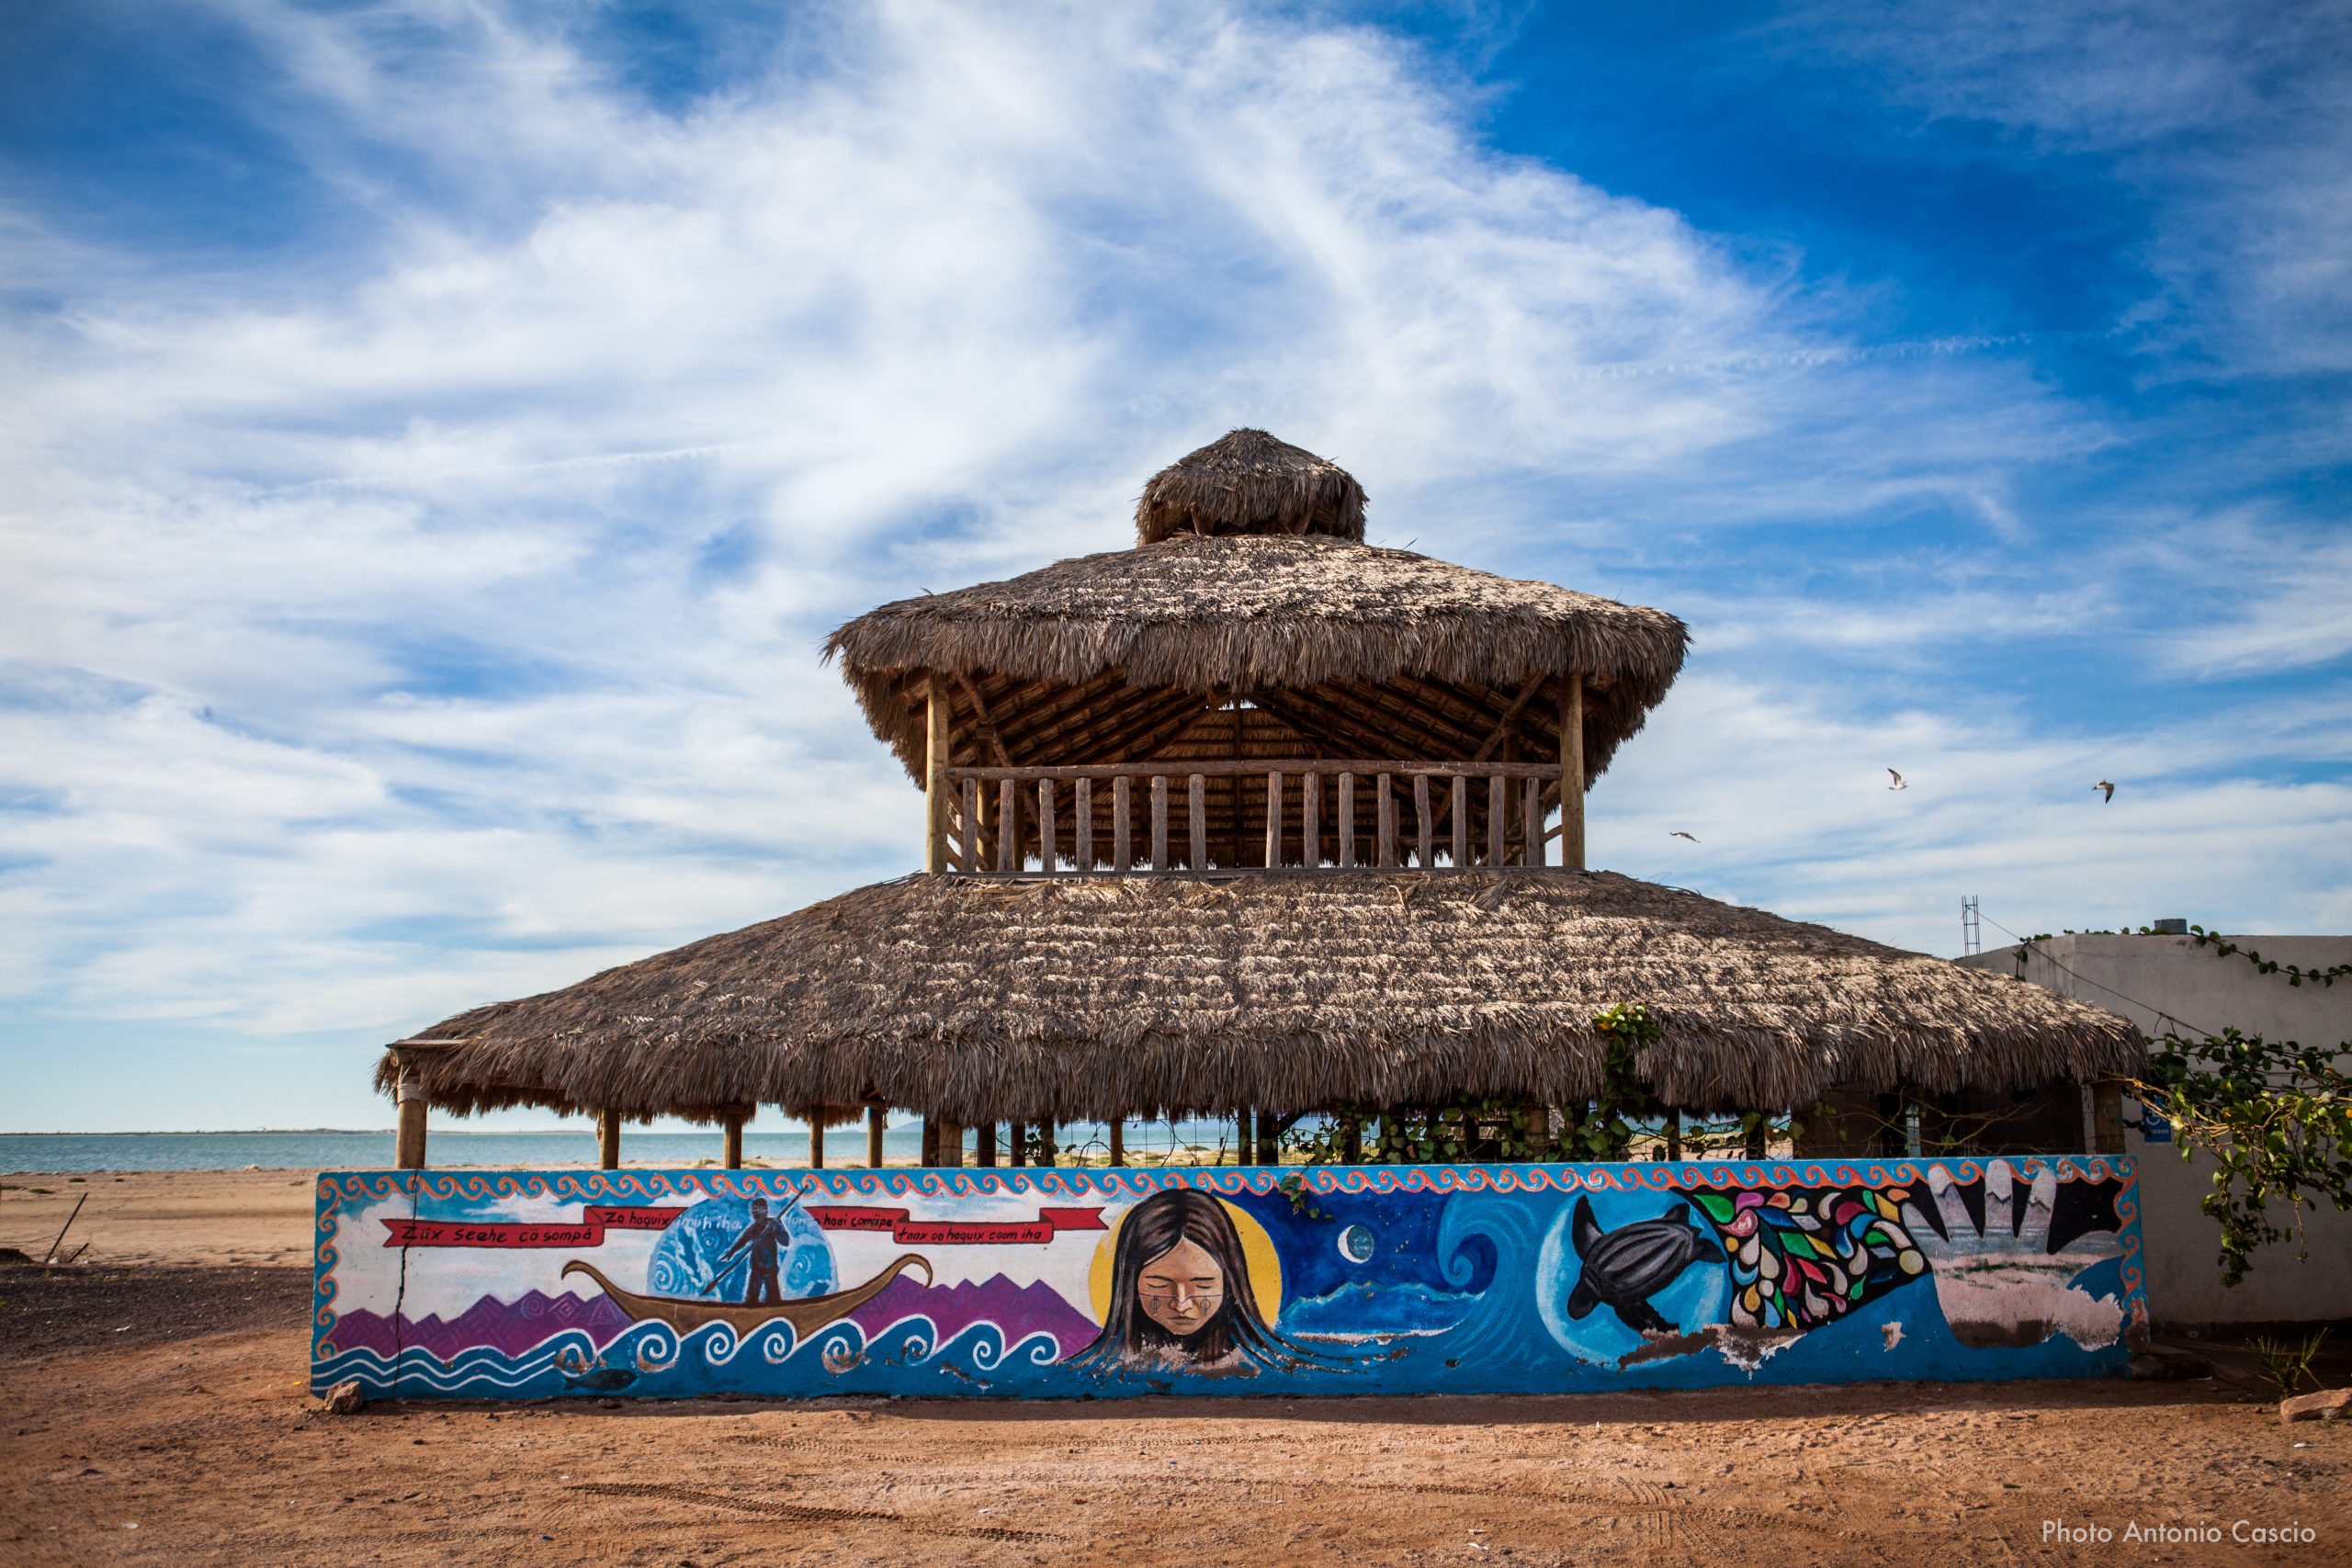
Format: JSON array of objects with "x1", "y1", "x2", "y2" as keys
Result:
[
  {"x1": 564, "y1": 1367, "x2": 639, "y2": 1393},
  {"x1": 1565, "y1": 1197, "x2": 1724, "y2": 1336}
]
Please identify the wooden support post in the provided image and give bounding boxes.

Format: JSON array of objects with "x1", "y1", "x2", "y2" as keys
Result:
[
  {"x1": 1037, "y1": 779, "x2": 1058, "y2": 873},
  {"x1": 1150, "y1": 775, "x2": 1170, "y2": 870},
  {"x1": 866, "y1": 1104, "x2": 886, "y2": 1167},
  {"x1": 1664, "y1": 1109, "x2": 1681, "y2": 1162},
  {"x1": 1265, "y1": 771, "x2": 1284, "y2": 868},
  {"x1": 1239, "y1": 1110, "x2": 1255, "y2": 1166},
  {"x1": 1340, "y1": 1114, "x2": 1363, "y2": 1164},
  {"x1": 1559, "y1": 674, "x2": 1587, "y2": 872},
  {"x1": 2090, "y1": 1078, "x2": 2125, "y2": 1155},
  {"x1": 1413, "y1": 774, "x2": 1433, "y2": 868},
  {"x1": 1113, "y1": 776, "x2": 1132, "y2": 872},
  {"x1": 960, "y1": 778, "x2": 979, "y2": 873},
  {"x1": 808, "y1": 1118, "x2": 825, "y2": 1169},
  {"x1": 1302, "y1": 770, "x2": 1319, "y2": 867},
  {"x1": 1744, "y1": 1116, "x2": 1769, "y2": 1161},
  {"x1": 1338, "y1": 772, "x2": 1357, "y2": 866},
  {"x1": 921, "y1": 1118, "x2": 939, "y2": 1167},
  {"x1": 1450, "y1": 776, "x2": 1468, "y2": 868},
  {"x1": 1010, "y1": 1121, "x2": 1027, "y2": 1166},
  {"x1": 1487, "y1": 773, "x2": 1507, "y2": 867},
  {"x1": 1107, "y1": 1121, "x2": 1125, "y2": 1166},
  {"x1": 936, "y1": 1121, "x2": 963, "y2": 1168},
  {"x1": 1189, "y1": 773, "x2": 1206, "y2": 869},
  {"x1": 395, "y1": 1063, "x2": 428, "y2": 1169},
  {"x1": 722, "y1": 1111, "x2": 743, "y2": 1169},
  {"x1": 1037, "y1": 1123, "x2": 1057, "y2": 1167},
  {"x1": 1522, "y1": 776, "x2": 1544, "y2": 867},
  {"x1": 923, "y1": 686, "x2": 952, "y2": 874},
  {"x1": 1376, "y1": 773, "x2": 1397, "y2": 867},
  {"x1": 1074, "y1": 778, "x2": 1092, "y2": 871},
  {"x1": 598, "y1": 1108, "x2": 622, "y2": 1170},
  {"x1": 998, "y1": 777, "x2": 1019, "y2": 873},
  {"x1": 978, "y1": 1122, "x2": 999, "y2": 1167}
]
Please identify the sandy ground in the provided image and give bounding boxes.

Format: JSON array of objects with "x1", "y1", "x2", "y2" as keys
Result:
[
  {"x1": 4, "y1": 1171, "x2": 2348, "y2": 1567},
  {"x1": 1, "y1": 1168, "x2": 318, "y2": 1269}
]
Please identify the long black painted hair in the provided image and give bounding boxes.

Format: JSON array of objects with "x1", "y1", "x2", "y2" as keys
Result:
[{"x1": 1067, "y1": 1189, "x2": 1311, "y2": 1373}]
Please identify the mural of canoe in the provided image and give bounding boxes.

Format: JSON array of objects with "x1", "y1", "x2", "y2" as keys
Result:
[{"x1": 560, "y1": 1254, "x2": 932, "y2": 1338}]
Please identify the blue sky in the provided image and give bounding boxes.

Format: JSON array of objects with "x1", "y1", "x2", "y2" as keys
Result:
[{"x1": 4, "y1": 0, "x2": 2346, "y2": 1132}]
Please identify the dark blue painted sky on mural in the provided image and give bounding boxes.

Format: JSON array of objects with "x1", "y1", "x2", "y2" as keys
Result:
[{"x1": 3, "y1": 2, "x2": 2347, "y2": 1128}]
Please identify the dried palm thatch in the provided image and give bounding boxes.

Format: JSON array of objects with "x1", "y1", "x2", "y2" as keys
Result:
[
  {"x1": 1135, "y1": 428, "x2": 1367, "y2": 543},
  {"x1": 828, "y1": 535, "x2": 1690, "y2": 785},
  {"x1": 380, "y1": 871, "x2": 2140, "y2": 1124}
]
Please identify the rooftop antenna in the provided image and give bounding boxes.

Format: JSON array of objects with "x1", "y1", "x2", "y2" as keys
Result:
[{"x1": 1962, "y1": 895, "x2": 1981, "y2": 957}]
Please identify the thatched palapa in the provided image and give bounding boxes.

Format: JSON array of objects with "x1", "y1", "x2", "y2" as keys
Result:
[
  {"x1": 380, "y1": 871, "x2": 2141, "y2": 1125},
  {"x1": 377, "y1": 426, "x2": 2141, "y2": 1167}
]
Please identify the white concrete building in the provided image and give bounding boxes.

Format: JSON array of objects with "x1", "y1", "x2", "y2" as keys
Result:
[{"x1": 1958, "y1": 930, "x2": 2352, "y2": 1329}]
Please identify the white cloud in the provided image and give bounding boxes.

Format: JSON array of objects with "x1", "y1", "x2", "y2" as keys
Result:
[{"x1": 0, "y1": 1, "x2": 2343, "y2": 1127}]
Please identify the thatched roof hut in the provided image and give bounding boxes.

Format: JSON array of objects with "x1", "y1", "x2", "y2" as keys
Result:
[
  {"x1": 378, "y1": 428, "x2": 2142, "y2": 1163},
  {"x1": 382, "y1": 872, "x2": 2140, "y2": 1126}
]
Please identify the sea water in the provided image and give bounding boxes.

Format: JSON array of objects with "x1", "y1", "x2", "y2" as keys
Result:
[{"x1": 0, "y1": 1120, "x2": 1261, "y2": 1173}]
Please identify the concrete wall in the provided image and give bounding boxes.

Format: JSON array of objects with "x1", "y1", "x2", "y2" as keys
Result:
[
  {"x1": 313, "y1": 1158, "x2": 2145, "y2": 1400},
  {"x1": 1958, "y1": 933, "x2": 2352, "y2": 1328}
]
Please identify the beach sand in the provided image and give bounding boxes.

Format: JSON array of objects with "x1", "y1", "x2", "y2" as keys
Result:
[{"x1": 4, "y1": 1169, "x2": 2347, "y2": 1566}]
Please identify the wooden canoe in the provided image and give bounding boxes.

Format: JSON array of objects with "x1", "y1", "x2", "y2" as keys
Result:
[{"x1": 560, "y1": 1253, "x2": 932, "y2": 1337}]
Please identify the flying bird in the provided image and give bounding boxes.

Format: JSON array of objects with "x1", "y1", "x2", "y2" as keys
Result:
[
  {"x1": 2094, "y1": 780, "x2": 2115, "y2": 802},
  {"x1": 1669, "y1": 830, "x2": 1700, "y2": 842},
  {"x1": 1886, "y1": 769, "x2": 1907, "y2": 791}
]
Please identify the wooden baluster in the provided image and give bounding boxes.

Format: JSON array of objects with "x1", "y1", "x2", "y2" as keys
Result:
[
  {"x1": 1451, "y1": 776, "x2": 1468, "y2": 868},
  {"x1": 1150, "y1": 774, "x2": 1170, "y2": 870},
  {"x1": 1487, "y1": 773, "x2": 1507, "y2": 868},
  {"x1": 1377, "y1": 773, "x2": 1397, "y2": 868},
  {"x1": 1074, "y1": 777, "x2": 1093, "y2": 872},
  {"x1": 1338, "y1": 772, "x2": 1357, "y2": 867},
  {"x1": 1559, "y1": 673, "x2": 1587, "y2": 872},
  {"x1": 1413, "y1": 773, "x2": 1433, "y2": 868},
  {"x1": 1523, "y1": 775, "x2": 1544, "y2": 867},
  {"x1": 1301, "y1": 770, "x2": 1319, "y2": 868},
  {"x1": 998, "y1": 776, "x2": 1018, "y2": 873},
  {"x1": 1265, "y1": 770, "x2": 1284, "y2": 868},
  {"x1": 1189, "y1": 773, "x2": 1207, "y2": 870},
  {"x1": 1114, "y1": 775, "x2": 1131, "y2": 871},
  {"x1": 1038, "y1": 778, "x2": 1058, "y2": 874},
  {"x1": 960, "y1": 777, "x2": 979, "y2": 873}
]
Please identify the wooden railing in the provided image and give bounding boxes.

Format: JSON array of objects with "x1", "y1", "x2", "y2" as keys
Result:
[{"x1": 933, "y1": 760, "x2": 1566, "y2": 874}]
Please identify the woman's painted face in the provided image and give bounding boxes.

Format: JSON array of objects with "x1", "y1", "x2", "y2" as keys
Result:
[{"x1": 1136, "y1": 1237, "x2": 1225, "y2": 1339}]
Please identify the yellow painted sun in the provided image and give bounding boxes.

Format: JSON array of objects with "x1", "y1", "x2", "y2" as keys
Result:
[{"x1": 1088, "y1": 1199, "x2": 1283, "y2": 1325}]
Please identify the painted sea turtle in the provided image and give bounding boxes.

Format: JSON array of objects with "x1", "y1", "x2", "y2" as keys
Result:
[{"x1": 1564, "y1": 1196, "x2": 1724, "y2": 1336}]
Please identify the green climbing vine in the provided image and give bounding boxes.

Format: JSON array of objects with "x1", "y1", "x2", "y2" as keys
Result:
[
  {"x1": 2134, "y1": 1030, "x2": 2352, "y2": 1288},
  {"x1": 2186, "y1": 925, "x2": 2351, "y2": 990},
  {"x1": 2007, "y1": 922, "x2": 2350, "y2": 990}
]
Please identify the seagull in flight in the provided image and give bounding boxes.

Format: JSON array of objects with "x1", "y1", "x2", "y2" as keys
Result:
[
  {"x1": 1886, "y1": 769, "x2": 1907, "y2": 791},
  {"x1": 1669, "y1": 830, "x2": 1700, "y2": 842},
  {"x1": 2095, "y1": 780, "x2": 2115, "y2": 802}
]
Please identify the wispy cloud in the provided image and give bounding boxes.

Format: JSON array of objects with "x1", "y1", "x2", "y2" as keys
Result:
[{"x1": 1, "y1": 0, "x2": 2345, "y2": 1127}]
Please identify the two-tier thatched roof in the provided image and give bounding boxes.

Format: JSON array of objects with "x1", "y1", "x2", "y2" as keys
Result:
[
  {"x1": 379, "y1": 872, "x2": 2142, "y2": 1125},
  {"x1": 825, "y1": 431, "x2": 1691, "y2": 824}
]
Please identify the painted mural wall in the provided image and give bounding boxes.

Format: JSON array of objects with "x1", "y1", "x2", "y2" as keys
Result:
[{"x1": 312, "y1": 1158, "x2": 2148, "y2": 1400}]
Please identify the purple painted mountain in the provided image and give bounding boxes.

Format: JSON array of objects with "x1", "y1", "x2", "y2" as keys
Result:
[
  {"x1": 849, "y1": 1273, "x2": 1100, "y2": 1359},
  {"x1": 325, "y1": 1290, "x2": 636, "y2": 1364}
]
